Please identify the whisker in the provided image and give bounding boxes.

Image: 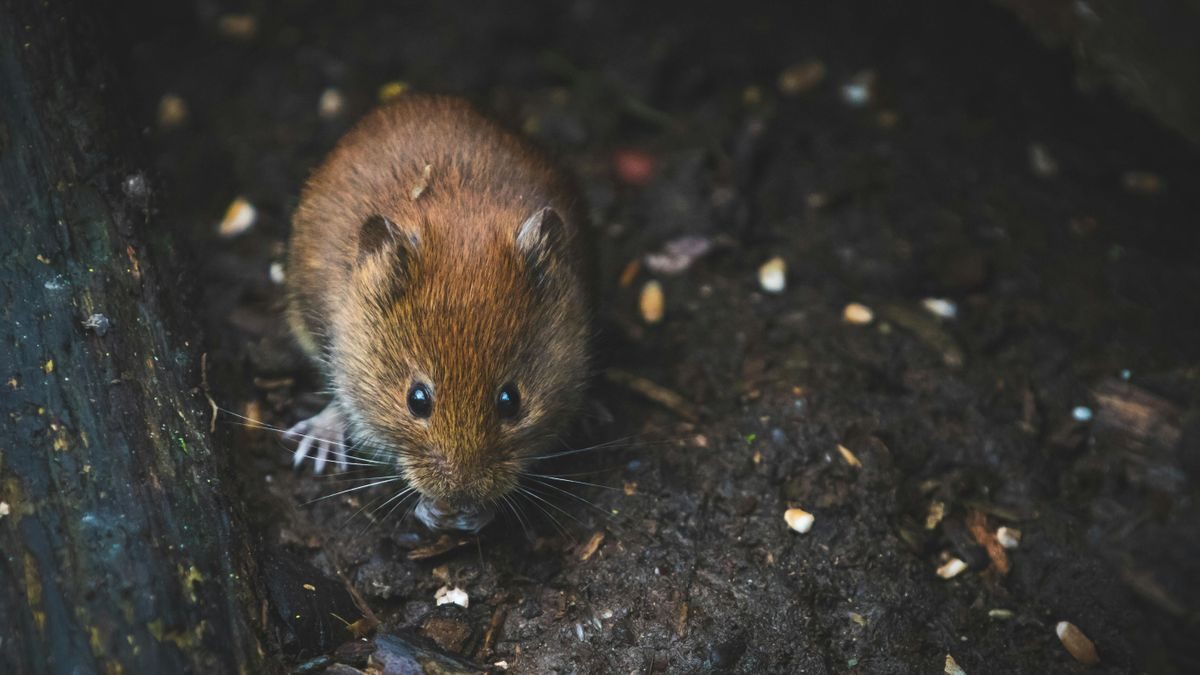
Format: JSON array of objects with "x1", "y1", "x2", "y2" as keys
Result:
[
  {"x1": 525, "y1": 473, "x2": 621, "y2": 491},
  {"x1": 515, "y1": 488, "x2": 570, "y2": 539},
  {"x1": 303, "y1": 476, "x2": 405, "y2": 505},
  {"x1": 525, "y1": 478, "x2": 614, "y2": 519},
  {"x1": 518, "y1": 485, "x2": 584, "y2": 527}
]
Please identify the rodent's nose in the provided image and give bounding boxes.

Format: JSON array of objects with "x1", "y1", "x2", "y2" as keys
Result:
[{"x1": 414, "y1": 496, "x2": 495, "y2": 532}]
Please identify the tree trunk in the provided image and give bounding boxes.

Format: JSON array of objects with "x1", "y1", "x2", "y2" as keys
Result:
[{"x1": 0, "y1": 1, "x2": 268, "y2": 671}]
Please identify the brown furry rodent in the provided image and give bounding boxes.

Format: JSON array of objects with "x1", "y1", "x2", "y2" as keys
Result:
[{"x1": 284, "y1": 94, "x2": 590, "y2": 531}]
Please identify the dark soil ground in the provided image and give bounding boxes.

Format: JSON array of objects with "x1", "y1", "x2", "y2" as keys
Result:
[{"x1": 121, "y1": 0, "x2": 1200, "y2": 672}]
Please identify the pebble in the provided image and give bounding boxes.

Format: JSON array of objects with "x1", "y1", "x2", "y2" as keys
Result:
[
  {"x1": 1028, "y1": 143, "x2": 1058, "y2": 178},
  {"x1": 433, "y1": 585, "x2": 469, "y2": 608},
  {"x1": 218, "y1": 197, "x2": 257, "y2": 238},
  {"x1": 639, "y1": 280, "x2": 664, "y2": 324},
  {"x1": 843, "y1": 302, "x2": 874, "y2": 325},
  {"x1": 758, "y1": 257, "x2": 786, "y2": 293},
  {"x1": 777, "y1": 60, "x2": 826, "y2": 95},
  {"x1": 784, "y1": 508, "x2": 814, "y2": 534},
  {"x1": 995, "y1": 526, "x2": 1021, "y2": 549},
  {"x1": 921, "y1": 297, "x2": 958, "y2": 320},
  {"x1": 1056, "y1": 621, "x2": 1099, "y2": 665},
  {"x1": 1072, "y1": 406, "x2": 1093, "y2": 422},
  {"x1": 840, "y1": 70, "x2": 875, "y2": 107},
  {"x1": 318, "y1": 87, "x2": 346, "y2": 119},
  {"x1": 936, "y1": 557, "x2": 968, "y2": 579}
]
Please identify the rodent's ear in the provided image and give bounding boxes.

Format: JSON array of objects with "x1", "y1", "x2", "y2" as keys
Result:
[
  {"x1": 358, "y1": 214, "x2": 418, "y2": 264},
  {"x1": 516, "y1": 207, "x2": 565, "y2": 279}
]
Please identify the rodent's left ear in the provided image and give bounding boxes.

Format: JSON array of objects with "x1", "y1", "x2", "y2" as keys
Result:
[{"x1": 516, "y1": 206, "x2": 566, "y2": 277}]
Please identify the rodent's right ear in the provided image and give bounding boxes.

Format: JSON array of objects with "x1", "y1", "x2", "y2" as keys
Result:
[{"x1": 357, "y1": 214, "x2": 418, "y2": 265}]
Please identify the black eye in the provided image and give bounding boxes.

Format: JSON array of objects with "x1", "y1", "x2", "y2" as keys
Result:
[
  {"x1": 497, "y1": 384, "x2": 520, "y2": 420},
  {"x1": 407, "y1": 383, "x2": 433, "y2": 418}
]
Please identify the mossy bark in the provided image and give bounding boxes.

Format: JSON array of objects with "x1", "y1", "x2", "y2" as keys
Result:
[{"x1": 0, "y1": 1, "x2": 268, "y2": 672}]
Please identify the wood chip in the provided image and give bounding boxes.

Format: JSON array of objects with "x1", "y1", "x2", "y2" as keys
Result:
[
  {"x1": 578, "y1": 531, "x2": 605, "y2": 561},
  {"x1": 967, "y1": 510, "x2": 1010, "y2": 575},
  {"x1": 1056, "y1": 621, "x2": 1099, "y2": 665}
]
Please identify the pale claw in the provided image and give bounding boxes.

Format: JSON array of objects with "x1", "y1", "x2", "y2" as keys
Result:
[{"x1": 283, "y1": 403, "x2": 348, "y2": 473}]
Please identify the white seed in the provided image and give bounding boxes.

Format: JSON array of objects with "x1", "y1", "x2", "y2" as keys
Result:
[
  {"x1": 841, "y1": 70, "x2": 875, "y2": 107},
  {"x1": 269, "y1": 262, "x2": 286, "y2": 284},
  {"x1": 784, "y1": 508, "x2": 814, "y2": 534},
  {"x1": 0, "y1": 501, "x2": 9, "y2": 517},
  {"x1": 318, "y1": 87, "x2": 346, "y2": 119},
  {"x1": 925, "y1": 500, "x2": 946, "y2": 530},
  {"x1": 434, "y1": 585, "x2": 469, "y2": 608},
  {"x1": 218, "y1": 197, "x2": 257, "y2": 238},
  {"x1": 996, "y1": 527, "x2": 1021, "y2": 549},
  {"x1": 944, "y1": 653, "x2": 967, "y2": 675},
  {"x1": 1056, "y1": 621, "x2": 1099, "y2": 665},
  {"x1": 922, "y1": 297, "x2": 958, "y2": 319},
  {"x1": 758, "y1": 256, "x2": 787, "y2": 293},
  {"x1": 639, "y1": 280, "x2": 664, "y2": 324},
  {"x1": 936, "y1": 558, "x2": 968, "y2": 579},
  {"x1": 1072, "y1": 406, "x2": 1093, "y2": 422},
  {"x1": 987, "y1": 608, "x2": 1014, "y2": 620},
  {"x1": 493, "y1": 661, "x2": 509, "y2": 671},
  {"x1": 843, "y1": 302, "x2": 874, "y2": 325}
]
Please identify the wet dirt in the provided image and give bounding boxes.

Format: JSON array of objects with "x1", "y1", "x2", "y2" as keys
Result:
[{"x1": 122, "y1": 0, "x2": 1200, "y2": 672}]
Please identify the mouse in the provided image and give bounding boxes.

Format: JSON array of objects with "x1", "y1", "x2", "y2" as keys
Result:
[{"x1": 283, "y1": 93, "x2": 590, "y2": 532}]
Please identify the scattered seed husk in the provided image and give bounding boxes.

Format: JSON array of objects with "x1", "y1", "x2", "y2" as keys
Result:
[
  {"x1": 944, "y1": 654, "x2": 967, "y2": 675},
  {"x1": 925, "y1": 500, "x2": 946, "y2": 530},
  {"x1": 785, "y1": 508, "x2": 814, "y2": 534},
  {"x1": 1056, "y1": 621, "x2": 1099, "y2": 665},
  {"x1": 410, "y1": 163, "x2": 433, "y2": 200},
  {"x1": 1121, "y1": 171, "x2": 1164, "y2": 195},
  {"x1": 843, "y1": 302, "x2": 874, "y2": 325},
  {"x1": 639, "y1": 280, "x2": 664, "y2": 324},
  {"x1": 434, "y1": 585, "x2": 469, "y2": 608},
  {"x1": 578, "y1": 531, "x2": 606, "y2": 561},
  {"x1": 996, "y1": 526, "x2": 1021, "y2": 549},
  {"x1": 157, "y1": 93, "x2": 188, "y2": 129},
  {"x1": 836, "y1": 443, "x2": 862, "y2": 468},
  {"x1": 758, "y1": 257, "x2": 786, "y2": 293},
  {"x1": 1028, "y1": 143, "x2": 1058, "y2": 178},
  {"x1": 936, "y1": 557, "x2": 968, "y2": 579},
  {"x1": 644, "y1": 236, "x2": 714, "y2": 275},
  {"x1": 82, "y1": 313, "x2": 111, "y2": 336},
  {"x1": 318, "y1": 87, "x2": 345, "y2": 119},
  {"x1": 778, "y1": 60, "x2": 826, "y2": 95},
  {"x1": 218, "y1": 197, "x2": 257, "y2": 238}
]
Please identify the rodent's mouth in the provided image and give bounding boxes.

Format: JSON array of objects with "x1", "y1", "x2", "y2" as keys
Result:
[{"x1": 414, "y1": 496, "x2": 496, "y2": 532}]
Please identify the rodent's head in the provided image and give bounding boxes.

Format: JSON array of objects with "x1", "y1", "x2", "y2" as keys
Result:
[{"x1": 332, "y1": 204, "x2": 588, "y2": 531}]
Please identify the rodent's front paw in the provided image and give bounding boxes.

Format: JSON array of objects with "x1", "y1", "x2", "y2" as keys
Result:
[{"x1": 282, "y1": 403, "x2": 348, "y2": 473}]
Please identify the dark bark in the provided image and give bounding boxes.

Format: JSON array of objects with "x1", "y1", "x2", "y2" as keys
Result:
[{"x1": 0, "y1": 1, "x2": 267, "y2": 672}]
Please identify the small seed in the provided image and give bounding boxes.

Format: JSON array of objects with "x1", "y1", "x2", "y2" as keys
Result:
[
  {"x1": 836, "y1": 443, "x2": 862, "y2": 468},
  {"x1": 157, "y1": 93, "x2": 188, "y2": 129},
  {"x1": 378, "y1": 81, "x2": 409, "y2": 102},
  {"x1": 318, "y1": 88, "x2": 345, "y2": 119},
  {"x1": 843, "y1": 302, "x2": 874, "y2": 325},
  {"x1": 925, "y1": 500, "x2": 946, "y2": 530},
  {"x1": 936, "y1": 557, "x2": 968, "y2": 579},
  {"x1": 758, "y1": 256, "x2": 786, "y2": 293},
  {"x1": 996, "y1": 526, "x2": 1021, "y2": 549},
  {"x1": 1056, "y1": 621, "x2": 1099, "y2": 665},
  {"x1": 778, "y1": 60, "x2": 826, "y2": 95},
  {"x1": 218, "y1": 197, "x2": 257, "y2": 238},
  {"x1": 944, "y1": 653, "x2": 967, "y2": 675},
  {"x1": 639, "y1": 280, "x2": 664, "y2": 324},
  {"x1": 434, "y1": 585, "x2": 469, "y2": 608},
  {"x1": 922, "y1": 297, "x2": 958, "y2": 319},
  {"x1": 1028, "y1": 143, "x2": 1058, "y2": 178},
  {"x1": 784, "y1": 508, "x2": 814, "y2": 534}
]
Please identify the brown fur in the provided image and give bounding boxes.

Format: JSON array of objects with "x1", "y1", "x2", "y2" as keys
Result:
[{"x1": 287, "y1": 94, "x2": 589, "y2": 507}]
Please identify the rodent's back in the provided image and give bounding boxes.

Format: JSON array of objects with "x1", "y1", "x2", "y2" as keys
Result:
[{"x1": 285, "y1": 94, "x2": 590, "y2": 518}]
